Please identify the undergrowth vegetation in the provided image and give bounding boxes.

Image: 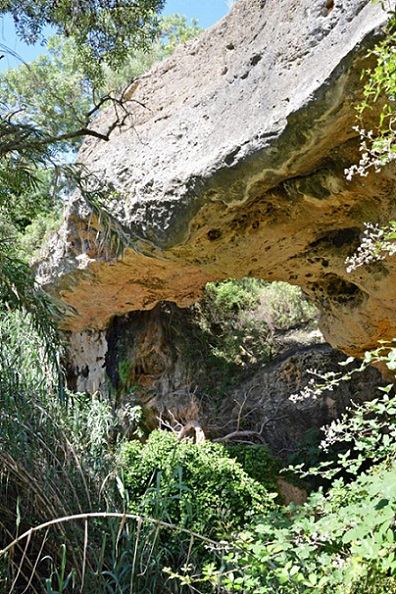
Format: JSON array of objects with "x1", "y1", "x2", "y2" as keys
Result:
[
  {"x1": 3, "y1": 301, "x2": 396, "y2": 592},
  {"x1": 120, "y1": 431, "x2": 276, "y2": 537},
  {"x1": 181, "y1": 278, "x2": 318, "y2": 396},
  {"x1": 217, "y1": 386, "x2": 396, "y2": 593},
  {"x1": 3, "y1": 1, "x2": 396, "y2": 593}
]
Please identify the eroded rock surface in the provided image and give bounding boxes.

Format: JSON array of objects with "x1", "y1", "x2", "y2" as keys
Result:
[
  {"x1": 62, "y1": 303, "x2": 384, "y2": 454},
  {"x1": 39, "y1": 0, "x2": 396, "y2": 357}
]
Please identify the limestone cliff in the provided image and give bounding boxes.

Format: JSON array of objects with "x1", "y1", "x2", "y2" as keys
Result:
[{"x1": 38, "y1": 0, "x2": 396, "y2": 361}]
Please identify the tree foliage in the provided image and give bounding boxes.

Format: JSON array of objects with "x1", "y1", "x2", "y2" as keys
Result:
[
  {"x1": 0, "y1": 0, "x2": 167, "y2": 176},
  {"x1": 0, "y1": 14, "x2": 203, "y2": 155},
  {"x1": 103, "y1": 13, "x2": 202, "y2": 94},
  {"x1": 0, "y1": 35, "x2": 92, "y2": 151},
  {"x1": 1, "y1": 0, "x2": 165, "y2": 75},
  {"x1": 345, "y1": 4, "x2": 396, "y2": 179}
]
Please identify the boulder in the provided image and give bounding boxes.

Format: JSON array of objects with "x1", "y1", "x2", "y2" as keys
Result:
[{"x1": 38, "y1": 0, "x2": 396, "y2": 357}]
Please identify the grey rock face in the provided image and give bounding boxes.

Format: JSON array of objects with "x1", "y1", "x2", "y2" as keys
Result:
[{"x1": 39, "y1": 0, "x2": 396, "y2": 360}]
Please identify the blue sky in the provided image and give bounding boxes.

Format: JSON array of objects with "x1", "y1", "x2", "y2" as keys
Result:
[
  {"x1": 0, "y1": 1, "x2": 230, "y2": 72},
  {"x1": 162, "y1": 0, "x2": 229, "y2": 28}
]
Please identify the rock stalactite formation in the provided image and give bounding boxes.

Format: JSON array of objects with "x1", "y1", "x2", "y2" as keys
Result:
[{"x1": 39, "y1": 0, "x2": 396, "y2": 360}]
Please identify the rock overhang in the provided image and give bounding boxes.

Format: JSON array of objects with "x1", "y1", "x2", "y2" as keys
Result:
[{"x1": 37, "y1": 0, "x2": 396, "y2": 357}]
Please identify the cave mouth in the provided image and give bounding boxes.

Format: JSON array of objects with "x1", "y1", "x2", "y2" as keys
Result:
[
  {"x1": 101, "y1": 279, "x2": 321, "y2": 400},
  {"x1": 92, "y1": 278, "x2": 359, "y2": 458}
]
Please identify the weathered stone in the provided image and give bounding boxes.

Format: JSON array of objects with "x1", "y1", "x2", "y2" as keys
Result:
[
  {"x1": 215, "y1": 343, "x2": 383, "y2": 455},
  {"x1": 38, "y1": 0, "x2": 396, "y2": 358},
  {"x1": 60, "y1": 302, "x2": 383, "y2": 454}
]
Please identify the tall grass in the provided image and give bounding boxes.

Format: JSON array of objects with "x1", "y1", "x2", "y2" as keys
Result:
[
  {"x1": 0, "y1": 310, "x2": 100, "y2": 592},
  {"x1": 0, "y1": 310, "x2": 227, "y2": 593},
  {"x1": 1, "y1": 512, "x2": 227, "y2": 593}
]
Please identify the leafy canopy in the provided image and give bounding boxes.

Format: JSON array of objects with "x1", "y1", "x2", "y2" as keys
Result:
[
  {"x1": 0, "y1": 14, "x2": 203, "y2": 156},
  {"x1": 1, "y1": 0, "x2": 166, "y2": 76},
  {"x1": 0, "y1": 13, "x2": 204, "y2": 261}
]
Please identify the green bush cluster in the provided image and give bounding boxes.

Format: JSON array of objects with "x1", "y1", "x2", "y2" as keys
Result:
[
  {"x1": 204, "y1": 278, "x2": 263, "y2": 314},
  {"x1": 225, "y1": 443, "x2": 281, "y2": 492},
  {"x1": 203, "y1": 278, "x2": 318, "y2": 332},
  {"x1": 221, "y1": 457, "x2": 396, "y2": 593},
  {"x1": 196, "y1": 278, "x2": 272, "y2": 368},
  {"x1": 257, "y1": 281, "x2": 318, "y2": 331},
  {"x1": 177, "y1": 277, "x2": 318, "y2": 400},
  {"x1": 119, "y1": 430, "x2": 276, "y2": 538}
]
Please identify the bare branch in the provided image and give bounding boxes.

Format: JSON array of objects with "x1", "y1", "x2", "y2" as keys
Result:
[
  {"x1": 178, "y1": 421, "x2": 206, "y2": 445},
  {"x1": 213, "y1": 430, "x2": 266, "y2": 444},
  {"x1": 0, "y1": 92, "x2": 143, "y2": 155},
  {"x1": 0, "y1": 127, "x2": 112, "y2": 154}
]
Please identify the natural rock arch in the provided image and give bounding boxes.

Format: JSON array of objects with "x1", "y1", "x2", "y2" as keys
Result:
[{"x1": 39, "y1": 0, "x2": 396, "y2": 363}]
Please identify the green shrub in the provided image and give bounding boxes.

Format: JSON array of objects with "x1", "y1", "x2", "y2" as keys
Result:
[
  {"x1": 118, "y1": 431, "x2": 278, "y2": 591},
  {"x1": 206, "y1": 364, "x2": 396, "y2": 593},
  {"x1": 220, "y1": 459, "x2": 396, "y2": 594},
  {"x1": 176, "y1": 278, "x2": 318, "y2": 400},
  {"x1": 193, "y1": 279, "x2": 317, "y2": 371},
  {"x1": 119, "y1": 430, "x2": 275, "y2": 538},
  {"x1": 257, "y1": 281, "x2": 318, "y2": 331},
  {"x1": 204, "y1": 278, "x2": 263, "y2": 315},
  {"x1": 225, "y1": 444, "x2": 281, "y2": 492},
  {"x1": 193, "y1": 278, "x2": 273, "y2": 370}
]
